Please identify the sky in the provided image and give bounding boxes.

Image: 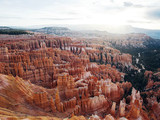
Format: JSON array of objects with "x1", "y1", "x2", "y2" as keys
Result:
[{"x1": 0, "y1": 0, "x2": 160, "y2": 29}]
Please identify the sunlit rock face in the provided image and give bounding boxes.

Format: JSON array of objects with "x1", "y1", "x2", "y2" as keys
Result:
[
  {"x1": 86, "y1": 46, "x2": 133, "y2": 72},
  {"x1": 119, "y1": 99, "x2": 126, "y2": 117},
  {"x1": 0, "y1": 34, "x2": 156, "y2": 120}
]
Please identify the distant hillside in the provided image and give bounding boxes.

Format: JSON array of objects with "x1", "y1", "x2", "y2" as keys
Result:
[
  {"x1": 120, "y1": 26, "x2": 160, "y2": 39},
  {"x1": 31, "y1": 27, "x2": 70, "y2": 36},
  {"x1": 31, "y1": 26, "x2": 110, "y2": 38},
  {"x1": 30, "y1": 26, "x2": 160, "y2": 71},
  {"x1": 0, "y1": 26, "x2": 30, "y2": 35},
  {"x1": 0, "y1": 26, "x2": 11, "y2": 30}
]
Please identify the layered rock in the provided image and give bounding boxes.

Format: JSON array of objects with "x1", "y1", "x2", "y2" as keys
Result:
[
  {"x1": 86, "y1": 47, "x2": 132, "y2": 71},
  {"x1": 0, "y1": 34, "x2": 154, "y2": 120}
]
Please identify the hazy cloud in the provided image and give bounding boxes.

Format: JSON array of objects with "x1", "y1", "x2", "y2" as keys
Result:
[
  {"x1": 39, "y1": 18, "x2": 79, "y2": 21},
  {"x1": 0, "y1": 16, "x2": 22, "y2": 19},
  {"x1": 123, "y1": 2, "x2": 145, "y2": 8},
  {"x1": 110, "y1": 0, "x2": 114, "y2": 3},
  {"x1": 127, "y1": 20, "x2": 151, "y2": 24},
  {"x1": 123, "y1": 2, "x2": 133, "y2": 7},
  {"x1": 0, "y1": 0, "x2": 160, "y2": 29},
  {"x1": 147, "y1": 9, "x2": 160, "y2": 19},
  {"x1": 133, "y1": 4, "x2": 145, "y2": 8}
]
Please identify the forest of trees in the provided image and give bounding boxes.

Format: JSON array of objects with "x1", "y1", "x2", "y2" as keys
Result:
[{"x1": 0, "y1": 29, "x2": 29, "y2": 35}]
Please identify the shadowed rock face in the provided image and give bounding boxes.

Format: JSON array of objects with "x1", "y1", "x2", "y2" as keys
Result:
[{"x1": 0, "y1": 34, "x2": 157, "y2": 120}]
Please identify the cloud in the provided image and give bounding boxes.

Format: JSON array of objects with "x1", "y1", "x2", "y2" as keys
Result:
[
  {"x1": 0, "y1": 16, "x2": 22, "y2": 19},
  {"x1": 0, "y1": 0, "x2": 159, "y2": 29},
  {"x1": 147, "y1": 8, "x2": 160, "y2": 19},
  {"x1": 127, "y1": 20, "x2": 151, "y2": 24},
  {"x1": 67, "y1": 12, "x2": 79, "y2": 15},
  {"x1": 39, "y1": 18, "x2": 79, "y2": 21},
  {"x1": 110, "y1": 0, "x2": 114, "y2": 3},
  {"x1": 123, "y1": 2, "x2": 133, "y2": 7},
  {"x1": 123, "y1": 2, "x2": 145, "y2": 8},
  {"x1": 133, "y1": 4, "x2": 145, "y2": 8}
]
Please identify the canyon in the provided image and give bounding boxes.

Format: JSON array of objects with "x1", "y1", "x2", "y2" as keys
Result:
[{"x1": 0, "y1": 33, "x2": 159, "y2": 120}]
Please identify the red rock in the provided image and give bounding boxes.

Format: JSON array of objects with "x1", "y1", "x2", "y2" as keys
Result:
[
  {"x1": 0, "y1": 34, "x2": 152, "y2": 120},
  {"x1": 111, "y1": 102, "x2": 116, "y2": 116},
  {"x1": 119, "y1": 99, "x2": 126, "y2": 117}
]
